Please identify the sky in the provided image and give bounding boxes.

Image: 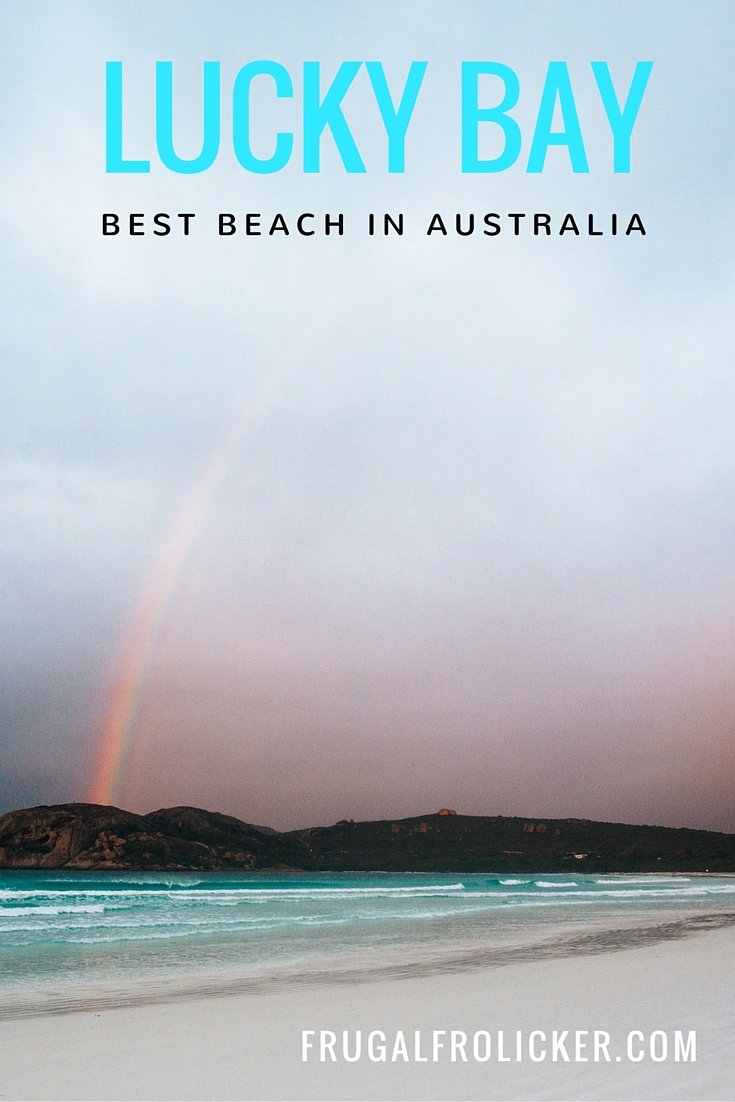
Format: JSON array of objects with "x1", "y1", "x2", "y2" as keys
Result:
[{"x1": 1, "y1": 1, "x2": 734, "y2": 832}]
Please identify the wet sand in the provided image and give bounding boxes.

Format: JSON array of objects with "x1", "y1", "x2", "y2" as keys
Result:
[{"x1": 1, "y1": 913, "x2": 734, "y2": 1101}]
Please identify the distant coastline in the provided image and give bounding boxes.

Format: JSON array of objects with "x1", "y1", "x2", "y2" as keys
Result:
[{"x1": 0, "y1": 802, "x2": 732, "y2": 873}]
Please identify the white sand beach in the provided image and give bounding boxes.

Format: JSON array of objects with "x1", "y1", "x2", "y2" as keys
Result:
[{"x1": 1, "y1": 921, "x2": 733, "y2": 1102}]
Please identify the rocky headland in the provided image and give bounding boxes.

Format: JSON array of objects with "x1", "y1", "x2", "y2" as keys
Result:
[{"x1": 0, "y1": 802, "x2": 733, "y2": 872}]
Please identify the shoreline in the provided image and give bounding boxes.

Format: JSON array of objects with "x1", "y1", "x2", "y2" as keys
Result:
[
  {"x1": 2, "y1": 866, "x2": 732, "y2": 875},
  {"x1": 1, "y1": 917, "x2": 733, "y2": 1101},
  {"x1": 2, "y1": 907, "x2": 734, "y2": 1024}
]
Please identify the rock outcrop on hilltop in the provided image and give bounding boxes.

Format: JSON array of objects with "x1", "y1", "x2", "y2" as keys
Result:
[{"x1": 0, "y1": 803, "x2": 733, "y2": 872}]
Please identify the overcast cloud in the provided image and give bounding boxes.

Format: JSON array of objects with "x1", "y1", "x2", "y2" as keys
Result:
[{"x1": 1, "y1": 1, "x2": 734, "y2": 830}]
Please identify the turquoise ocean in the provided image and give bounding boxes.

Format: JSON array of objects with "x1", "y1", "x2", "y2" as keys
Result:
[{"x1": 1, "y1": 871, "x2": 734, "y2": 1018}]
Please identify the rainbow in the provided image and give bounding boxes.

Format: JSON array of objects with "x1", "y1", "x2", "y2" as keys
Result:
[{"x1": 89, "y1": 376, "x2": 286, "y2": 807}]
